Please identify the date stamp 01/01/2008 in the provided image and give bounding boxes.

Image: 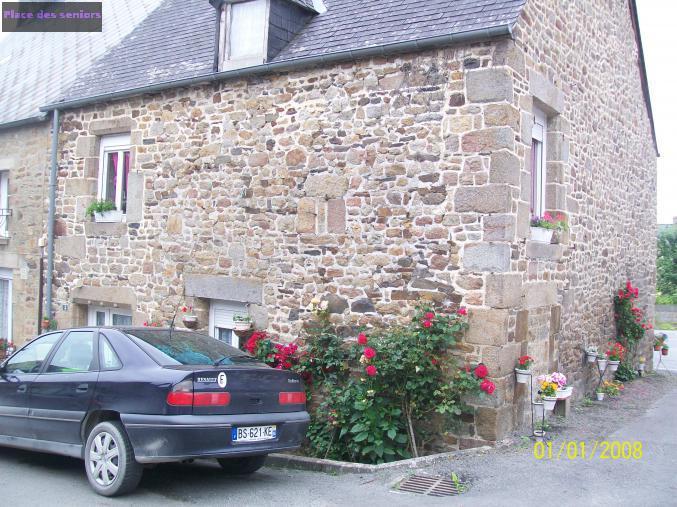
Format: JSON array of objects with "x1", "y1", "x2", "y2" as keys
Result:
[{"x1": 533, "y1": 441, "x2": 643, "y2": 460}]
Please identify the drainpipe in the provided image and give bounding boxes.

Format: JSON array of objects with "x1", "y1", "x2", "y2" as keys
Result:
[{"x1": 45, "y1": 108, "x2": 60, "y2": 320}]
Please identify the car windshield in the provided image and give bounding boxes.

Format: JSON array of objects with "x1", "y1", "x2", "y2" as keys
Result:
[{"x1": 125, "y1": 329, "x2": 258, "y2": 366}]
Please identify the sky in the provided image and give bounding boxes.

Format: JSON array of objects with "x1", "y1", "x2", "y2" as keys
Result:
[
  {"x1": 0, "y1": 2, "x2": 674, "y2": 222},
  {"x1": 636, "y1": 0, "x2": 676, "y2": 224}
]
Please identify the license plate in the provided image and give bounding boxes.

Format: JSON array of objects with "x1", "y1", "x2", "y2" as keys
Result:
[{"x1": 231, "y1": 425, "x2": 277, "y2": 442}]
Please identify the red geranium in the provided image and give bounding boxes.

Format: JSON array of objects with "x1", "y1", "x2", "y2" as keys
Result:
[
  {"x1": 425, "y1": 312, "x2": 435, "y2": 319},
  {"x1": 363, "y1": 347, "x2": 376, "y2": 359},
  {"x1": 365, "y1": 365, "x2": 377, "y2": 377},
  {"x1": 423, "y1": 320, "x2": 432, "y2": 328},
  {"x1": 457, "y1": 307, "x2": 468, "y2": 316},
  {"x1": 474, "y1": 363, "x2": 488, "y2": 379},
  {"x1": 357, "y1": 333, "x2": 368, "y2": 345}
]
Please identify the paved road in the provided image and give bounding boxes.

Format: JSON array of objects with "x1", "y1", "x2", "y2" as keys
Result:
[{"x1": 0, "y1": 374, "x2": 675, "y2": 506}]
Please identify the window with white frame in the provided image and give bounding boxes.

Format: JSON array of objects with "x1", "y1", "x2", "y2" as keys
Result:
[
  {"x1": 97, "y1": 134, "x2": 131, "y2": 222},
  {"x1": 87, "y1": 305, "x2": 132, "y2": 327},
  {"x1": 0, "y1": 268, "x2": 12, "y2": 343},
  {"x1": 209, "y1": 300, "x2": 247, "y2": 348},
  {"x1": 530, "y1": 107, "x2": 547, "y2": 218},
  {"x1": 219, "y1": 0, "x2": 268, "y2": 70},
  {"x1": 0, "y1": 171, "x2": 9, "y2": 238}
]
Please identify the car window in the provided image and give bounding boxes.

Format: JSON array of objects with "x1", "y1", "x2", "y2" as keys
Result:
[
  {"x1": 5, "y1": 333, "x2": 63, "y2": 374},
  {"x1": 47, "y1": 331, "x2": 95, "y2": 373},
  {"x1": 126, "y1": 329, "x2": 257, "y2": 366},
  {"x1": 100, "y1": 336, "x2": 122, "y2": 370}
]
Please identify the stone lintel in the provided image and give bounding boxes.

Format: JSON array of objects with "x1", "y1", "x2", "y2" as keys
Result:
[{"x1": 185, "y1": 274, "x2": 263, "y2": 305}]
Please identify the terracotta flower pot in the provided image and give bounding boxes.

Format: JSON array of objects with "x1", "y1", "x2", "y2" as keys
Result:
[
  {"x1": 654, "y1": 345, "x2": 661, "y2": 351},
  {"x1": 662, "y1": 348, "x2": 669, "y2": 356}
]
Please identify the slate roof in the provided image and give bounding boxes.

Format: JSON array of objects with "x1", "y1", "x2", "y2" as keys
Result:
[
  {"x1": 0, "y1": 0, "x2": 163, "y2": 126},
  {"x1": 58, "y1": 0, "x2": 526, "y2": 106}
]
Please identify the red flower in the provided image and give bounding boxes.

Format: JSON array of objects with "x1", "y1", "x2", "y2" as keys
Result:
[
  {"x1": 457, "y1": 307, "x2": 468, "y2": 316},
  {"x1": 143, "y1": 322, "x2": 148, "y2": 327},
  {"x1": 363, "y1": 347, "x2": 376, "y2": 359},
  {"x1": 425, "y1": 312, "x2": 435, "y2": 319},
  {"x1": 365, "y1": 365, "x2": 377, "y2": 377},
  {"x1": 633, "y1": 288, "x2": 639, "y2": 298},
  {"x1": 181, "y1": 306, "x2": 187, "y2": 312},
  {"x1": 357, "y1": 333, "x2": 368, "y2": 345},
  {"x1": 423, "y1": 320, "x2": 432, "y2": 328},
  {"x1": 618, "y1": 290, "x2": 624, "y2": 299},
  {"x1": 481, "y1": 380, "x2": 496, "y2": 394},
  {"x1": 474, "y1": 363, "x2": 488, "y2": 379},
  {"x1": 518, "y1": 355, "x2": 532, "y2": 366},
  {"x1": 431, "y1": 358, "x2": 439, "y2": 365}
]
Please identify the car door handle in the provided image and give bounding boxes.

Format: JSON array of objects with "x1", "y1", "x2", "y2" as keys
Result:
[
  {"x1": 17, "y1": 384, "x2": 27, "y2": 393},
  {"x1": 76, "y1": 383, "x2": 89, "y2": 393}
]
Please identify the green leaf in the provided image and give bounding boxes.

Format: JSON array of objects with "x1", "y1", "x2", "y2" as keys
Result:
[
  {"x1": 395, "y1": 433, "x2": 409, "y2": 444},
  {"x1": 387, "y1": 428, "x2": 396, "y2": 439},
  {"x1": 354, "y1": 432, "x2": 369, "y2": 442}
]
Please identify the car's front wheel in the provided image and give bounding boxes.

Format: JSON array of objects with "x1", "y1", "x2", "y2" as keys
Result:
[
  {"x1": 85, "y1": 421, "x2": 143, "y2": 496},
  {"x1": 217, "y1": 455, "x2": 267, "y2": 474}
]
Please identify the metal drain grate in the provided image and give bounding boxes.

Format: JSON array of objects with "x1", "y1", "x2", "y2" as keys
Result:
[{"x1": 396, "y1": 475, "x2": 467, "y2": 497}]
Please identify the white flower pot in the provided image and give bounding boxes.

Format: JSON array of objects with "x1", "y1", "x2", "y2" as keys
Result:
[
  {"x1": 586, "y1": 353, "x2": 597, "y2": 363},
  {"x1": 182, "y1": 315, "x2": 198, "y2": 329},
  {"x1": 596, "y1": 392, "x2": 605, "y2": 401},
  {"x1": 607, "y1": 360, "x2": 620, "y2": 373},
  {"x1": 94, "y1": 210, "x2": 121, "y2": 223},
  {"x1": 542, "y1": 396, "x2": 557, "y2": 411},
  {"x1": 597, "y1": 358, "x2": 608, "y2": 371},
  {"x1": 638, "y1": 363, "x2": 645, "y2": 372},
  {"x1": 530, "y1": 227, "x2": 554, "y2": 243},
  {"x1": 557, "y1": 386, "x2": 573, "y2": 399},
  {"x1": 233, "y1": 322, "x2": 252, "y2": 332},
  {"x1": 515, "y1": 368, "x2": 530, "y2": 384}
]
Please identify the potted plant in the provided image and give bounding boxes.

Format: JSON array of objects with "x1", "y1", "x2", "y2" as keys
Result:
[
  {"x1": 637, "y1": 356, "x2": 646, "y2": 376},
  {"x1": 530, "y1": 212, "x2": 567, "y2": 243},
  {"x1": 181, "y1": 306, "x2": 198, "y2": 329},
  {"x1": 602, "y1": 380, "x2": 623, "y2": 397},
  {"x1": 41, "y1": 315, "x2": 52, "y2": 331},
  {"x1": 514, "y1": 355, "x2": 533, "y2": 384},
  {"x1": 585, "y1": 345, "x2": 598, "y2": 363},
  {"x1": 233, "y1": 314, "x2": 252, "y2": 331},
  {"x1": 85, "y1": 199, "x2": 118, "y2": 222},
  {"x1": 605, "y1": 341, "x2": 624, "y2": 373},
  {"x1": 550, "y1": 372, "x2": 572, "y2": 398},
  {"x1": 538, "y1": 379, "x2": 558, "y2": 411},
  {"x1": 654, "y1": 338, "x2": 663, "y2": 351},
  {"x1": 662, "y1": 344, "x2": 669, "y2": 356},
  {"x1": 597, "y1": 355, "x2": 608, "y2": 372},
  {"x1": 596, "y1": 387, "x2": 605, "y2": 401}
]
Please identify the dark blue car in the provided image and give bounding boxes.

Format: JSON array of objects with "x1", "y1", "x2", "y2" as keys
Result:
[{"x1": 0, "y1": 327, "x2": 309, "y2": 496}]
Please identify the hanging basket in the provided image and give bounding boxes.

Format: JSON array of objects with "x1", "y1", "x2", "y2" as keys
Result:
[
  {"x1": 597, "y1": 358, "x2": 608, "y2": 371},
  {"x1": 542, "y1": 396, "x2": 557, "y2": 411},
  {"x1": 514, "y1": 368, "x2": 531, "y2": 384},
  {"x1": 233, "y1": 321, "x2": 252, "y2": 332},
  {"x1": 607, "y1": 360, "x2": 620, "y2": 373},
  {"x1": 596, "y1": 392, "x2": 605, "y2": 401},
  {"x1": 182, "y1": 315, "x2": 198, "y2": 329},
  {"x1": 586, "y1": 352, "x2": 597, "y2": 363}
]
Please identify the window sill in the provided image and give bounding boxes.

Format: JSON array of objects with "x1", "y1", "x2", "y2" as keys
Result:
[
  {"x1": 0, "y1": 236, "x2": 8, "y2": 246},
  {"x1": 84, "y1": 221, "x2": 127, "y2": 237},
  {"x1": 526, "y1": 241, "x2": 564, "y2": 261}
]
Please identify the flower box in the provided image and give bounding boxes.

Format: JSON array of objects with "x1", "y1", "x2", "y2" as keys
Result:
[
  {"x1": 586, "y1": 352, "x2": 597, "y2": 363},
  {"x1": 234, "y1": 321, "x2": 252, "y2": 332},
  {"x1": 94, "y1": 210, "x2": 122, "y2": 223},
  {"x1": 529, "y1": 226, "x2": 554, "y2": 243}
]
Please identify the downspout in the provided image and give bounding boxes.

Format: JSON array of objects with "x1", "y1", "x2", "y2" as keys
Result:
[
  {"x1": 45, "y1": 109, "x2": 60, "y2": 321},
  {"x1": 212, "y1": 1, "x2": 222, "y2": 72}
]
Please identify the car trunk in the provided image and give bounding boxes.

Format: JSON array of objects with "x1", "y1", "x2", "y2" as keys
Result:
[{"x1": 166, "y1": 365, "x2": 305, "y2": 415}]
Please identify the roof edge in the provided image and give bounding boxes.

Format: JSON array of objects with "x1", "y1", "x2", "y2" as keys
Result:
[
  {"x1": 629, "y1": 0, "x2": 659, "y2": 156},
  {"x1": 40, "y1": 24, "x2": 514, "y2": 113},
  {"x1": 0, "y1": 113, "x2": 48, "y2": 131}
]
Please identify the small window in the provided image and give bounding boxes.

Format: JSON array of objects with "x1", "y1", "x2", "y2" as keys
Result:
[
  {"x1": 0, "y1": 268, "x2": 12, "y2": 343},
  {"x1": 530, "y1": 107, "x2": 547, "y2": 218},
  {"x1": 219, "y1": 0, "x2": 268, "y2": 70},
  {"x1": 209, "y1": 299, "x2": 247, "y2": 348},
  {"x1": 99, "y1": 336, "x2": 122, "y2": 370},
  {"x1": 0, "y1": 171, "x2": 9, "y2": 238},
  {"x1": 5, "y1": 332, "x2": 62, "y2": 374},
  {"x1": 97, "y1": 134, "x2": 131, "y2": 223},
  {"x1": 47, "y1": 331, "x2": 95, "y2": 373}
]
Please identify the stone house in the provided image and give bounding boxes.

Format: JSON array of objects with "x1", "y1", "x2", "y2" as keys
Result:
[
  {"x1": 0, "y1": 0, "x2": 162, "y2": 347},
  {"x1": 7, "y1": 0, "x2": 659, "y2": 445}
]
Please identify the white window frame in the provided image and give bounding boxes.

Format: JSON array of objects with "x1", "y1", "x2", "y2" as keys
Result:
[
  {"x1": 0, "y1": 171, "x2": 9, "y2": 238},
  {"x1": 87, "y1": 306, "x2": 132, "y2": 327},
  {"x1": 218, "y1": 0, "x2": 270, "y2": 71},
  {"x1": 97, "y1": 134, "x2": 131, "y2": 223},
  {"x1": 0, "y1": 268, "x2": 12, "y2": 344},
  {"x1": 531, "y1": 107, "x2": 547, "y2": 218},
  {"x1": 209, "y1": 300, "x2": 248, "y2": 348}
]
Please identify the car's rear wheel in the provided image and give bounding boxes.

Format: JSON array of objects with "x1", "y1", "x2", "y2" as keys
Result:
[
  {"x1": 85, "y1": 421, "x2": 143, "y2": 497},
  {"x1": 217, "y1": 455, "x2": 267, "y2": 474}
]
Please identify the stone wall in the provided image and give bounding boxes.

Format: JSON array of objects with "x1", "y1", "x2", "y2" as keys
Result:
[{"x1": 0, "y1": 122, "x2": 52, "y2": 344}]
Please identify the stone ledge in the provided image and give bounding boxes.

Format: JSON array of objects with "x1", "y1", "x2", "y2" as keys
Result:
[
  {"x1": 84, "y1": 221, "x2": 127, "y2": 237},
  {"x1": 265, "y1": 446, "x2": 493, "y2": 475},
  {"x1": 526, "y1": 241, "x2": 563, "y2": 260}
]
